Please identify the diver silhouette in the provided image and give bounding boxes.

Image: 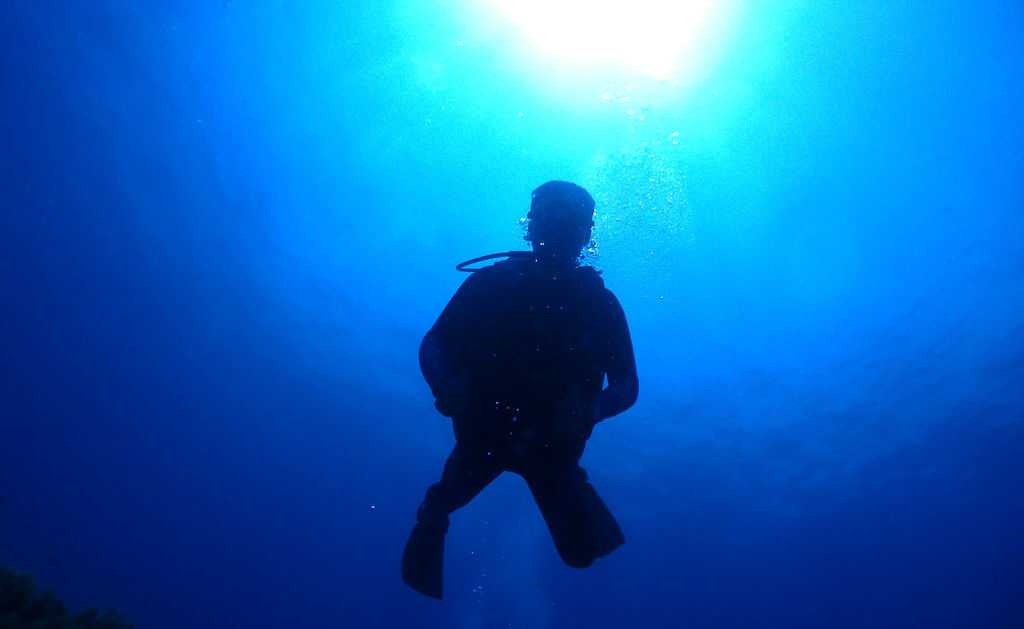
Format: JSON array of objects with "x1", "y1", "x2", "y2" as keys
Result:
[{"x1": 401, "y1": 181, "x2": 639, "y2": 599}]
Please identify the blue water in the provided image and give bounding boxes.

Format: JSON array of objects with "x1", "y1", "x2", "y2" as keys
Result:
[{"x1": 2, "y1": 2, "x2": 1022, "y2": 627}]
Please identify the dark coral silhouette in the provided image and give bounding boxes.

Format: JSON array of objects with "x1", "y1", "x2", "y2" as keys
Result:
[{"x1": 0, "y1": 566, "x2": 133, "y2": 629}]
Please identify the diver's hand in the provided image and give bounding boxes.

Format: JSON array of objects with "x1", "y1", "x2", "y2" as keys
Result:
[{"x1": 434, "y1": 370, "x2": 472, "y2": 418}]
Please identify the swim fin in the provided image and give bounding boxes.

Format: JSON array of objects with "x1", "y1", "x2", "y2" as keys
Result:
[
  {"x1": 582, "y1": 483, "x2": 625, "y2": 559},
  {"x1": 401, "y1": 522, "x2": 445, "y2": 599}
]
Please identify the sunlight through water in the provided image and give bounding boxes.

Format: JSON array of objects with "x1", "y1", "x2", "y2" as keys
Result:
[{"x1": 474, "y1": 0, "x2": 742, "y2": 104}]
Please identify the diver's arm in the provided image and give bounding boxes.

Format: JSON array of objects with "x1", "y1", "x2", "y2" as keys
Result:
[
  {"x1": 591, "y1": 370, "x2": 638, "y2": 422},
  {"x1": 419, "y1": 271, "x2": 487, "y2": 395},
  {"x1": 419, "y1": 329, "x2": 453, "y2": 396},
  {"x1": 420, "y1": 269, "x2": 494, "y2": 417},
  {"x1": 588, "y1": 291, "x2": 639, "y2": 422},
  {"x1": 421, "y1": 329, "x2": 474, "y2": 417}
]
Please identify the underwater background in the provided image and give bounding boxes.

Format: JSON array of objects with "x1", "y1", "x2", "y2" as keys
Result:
[{"x1": 2, "y1": 1, "x2": 1022, "y2": 627}]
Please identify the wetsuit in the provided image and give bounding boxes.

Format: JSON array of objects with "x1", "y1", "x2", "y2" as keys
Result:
[{"x1": 413, "y1": 257, "x2": 638, "y2": 569}]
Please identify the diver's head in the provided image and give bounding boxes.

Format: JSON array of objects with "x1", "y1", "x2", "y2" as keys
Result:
[{"x1": 525, "y1": 181, "x2": 595, "y2": 266}]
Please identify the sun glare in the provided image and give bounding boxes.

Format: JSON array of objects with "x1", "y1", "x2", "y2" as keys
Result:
[{"x1": 479, "y1": 0, "x2": 740, "y2": 100}]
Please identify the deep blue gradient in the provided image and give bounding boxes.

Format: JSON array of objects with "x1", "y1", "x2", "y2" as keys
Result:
[{"x1": 2, "y1": 2, "x2": 1022, "y2": 627}]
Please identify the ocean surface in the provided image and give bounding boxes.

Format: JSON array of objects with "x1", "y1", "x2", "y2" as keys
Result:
[{"x1": 2, "y1": 2, "x2": 1022, "y2": 627}]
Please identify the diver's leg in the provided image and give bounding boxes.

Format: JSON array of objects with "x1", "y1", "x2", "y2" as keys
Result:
[
  {"x1": 521, "y1": 452, "x2": 624, "y2": 568},
  {"x1": 416, "y1": 440, "x2": 503, "y2": 527},
  {"x1": 402, "y1": 441, "x2": 502, "y2": 599}
]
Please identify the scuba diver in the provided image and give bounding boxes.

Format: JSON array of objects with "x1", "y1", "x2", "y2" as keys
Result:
[{"x1": 402, "y1": 181, "x2": 639, "y2": 599}]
